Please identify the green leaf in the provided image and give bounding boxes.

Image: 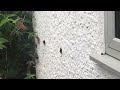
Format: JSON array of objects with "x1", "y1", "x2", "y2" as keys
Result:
[
  {"x1": 6, "y1": 14, "x2": 16, "y2": 18},
  {"x1": 12, "y1": 18, "x2": 20, "y2": 24},
  {"x1": 24, "y1": 19, "x2": 32, "y2": 24},
  {"x1": 0, "y1": 18, "x2": 10, "y2": 27},
  {"x1": 13, "y1": 11, "x2": 20, "y2": 15},
  {"x1": 0, "y1": 32, "x2": 3, "y2": 36},
  {"x1": 0, "y1": 38, "x2": 8, "y2": 44},
  {"x1": 24, "y1": 73, "x2": 36, "y2": 79},
  {"x1": 27, "y1": 32, "x2": 36, "y2": 39},
  {"x1": 0, "y1": 13, "x2": 4, "y2": 17},
  {"x1": 0, "y1": 43, "x2": 6, "y2": 49}
]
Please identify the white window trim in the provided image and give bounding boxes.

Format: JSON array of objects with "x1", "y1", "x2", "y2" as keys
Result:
[
  {"x1": 90, "y1": 11, "x2": 120, "y2": 77},
  {"x1": 90, "y1": 53, "x2": 120, "y2": 77},
  {"x1": 105, "y1": 11, "x2": 120, "y2": 60}
]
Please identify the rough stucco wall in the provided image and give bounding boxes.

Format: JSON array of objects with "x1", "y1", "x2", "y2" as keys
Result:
[{"x1": 33, "y1": 11, "x2": 120, "y2": 79}]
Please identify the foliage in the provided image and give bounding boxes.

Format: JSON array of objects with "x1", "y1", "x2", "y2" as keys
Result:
[
  {"x1": 0, "y1": 38, "x2": 8, "y2": 49},
  {"x1": 0, "y1": 11, "x2": 37, "y2": 79}
]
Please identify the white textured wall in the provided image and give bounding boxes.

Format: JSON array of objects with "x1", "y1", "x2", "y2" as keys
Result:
[{"x1": 33, "y1": 11, "x2": 120, "y2": 79}]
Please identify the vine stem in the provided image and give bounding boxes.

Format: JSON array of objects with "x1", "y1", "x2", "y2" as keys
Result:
[{"x1": 5, "y1": 49, "x2": 8, "y2": 73}]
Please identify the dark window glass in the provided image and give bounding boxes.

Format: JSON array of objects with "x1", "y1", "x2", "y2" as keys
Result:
[{"x1": 115, "y1": 11, "x2": 120, "y2": 39}]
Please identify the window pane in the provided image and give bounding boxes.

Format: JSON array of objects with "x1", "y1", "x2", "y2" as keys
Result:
[{"x1": 115, "y1": 11, "x2": 120, "y2": 39}]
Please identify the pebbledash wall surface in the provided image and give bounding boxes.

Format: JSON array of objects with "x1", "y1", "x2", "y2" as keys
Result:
[{"x1": 33, "y1": 11, "x2": 120, "y2": 79}]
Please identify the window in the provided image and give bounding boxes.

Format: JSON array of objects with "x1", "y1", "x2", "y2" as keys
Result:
[
  {"x1": 90, "y1": 11, "x2": 120, "y2": 76},
  {"x1": 105, "y1": 11, "x2": 120, "y2": 60},
  {"x1": 115, "y1": 11, "x2": 120, "y2": 39}
]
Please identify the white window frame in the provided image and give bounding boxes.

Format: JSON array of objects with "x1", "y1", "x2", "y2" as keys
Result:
[
  {"x1": 105, "y1": 11, "x2": 120, "y2": 60},
  {"x1": 90, "y1": 11, "x2": 120, "y2": 77}
]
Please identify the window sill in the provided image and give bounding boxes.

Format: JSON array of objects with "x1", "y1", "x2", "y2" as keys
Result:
[{"x1": 90, "y1": 53, "x2": 120, "y2": 77}]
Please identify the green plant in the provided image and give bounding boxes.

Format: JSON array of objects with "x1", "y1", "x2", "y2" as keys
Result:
[
  {"x1": 24, "y1": 72, "x2": 36, "y2": 79},
  {"x1": 0, "y1": 11, "x2": 37, "y2": 79},
  {"x1": 0, "y1": 37, "x2": 8, "y2": 49}
]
